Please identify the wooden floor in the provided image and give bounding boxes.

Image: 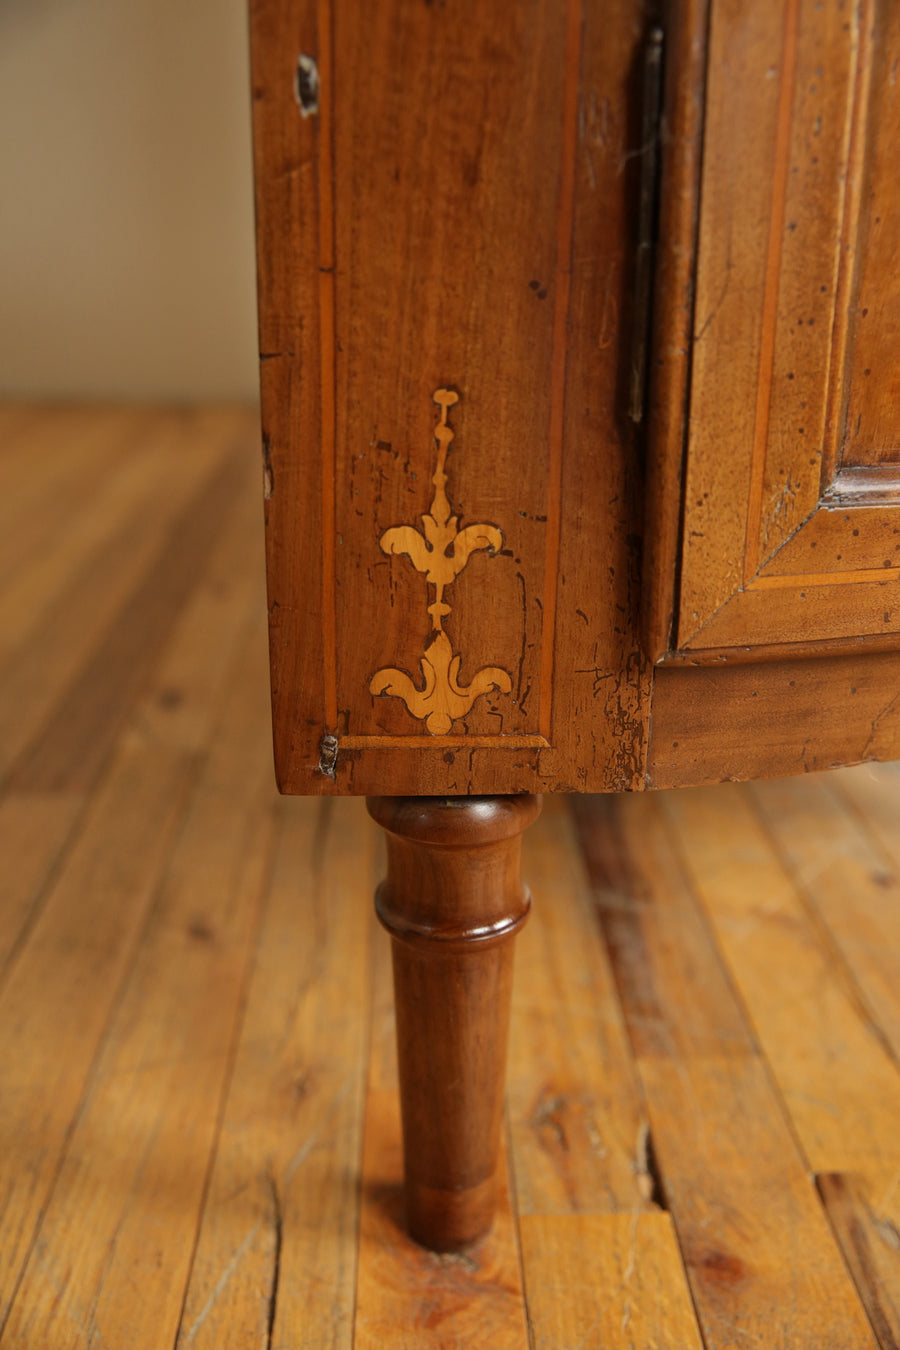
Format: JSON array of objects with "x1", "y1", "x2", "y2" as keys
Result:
[{"x1": 1, "y1": 405, "x2": 899, "y2": 1348}]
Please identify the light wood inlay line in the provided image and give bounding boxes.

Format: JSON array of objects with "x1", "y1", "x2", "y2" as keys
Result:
[
  {"x1": 318, "y1": 0, "x2": 338, "y2": 730},
  {"x1": 751, "y1": 566, "x2": 900, "y2": 590},
  {"x1": 743, "y1": 0, "x2": 801, "y2": 586},
  {"x1": 539, "y1": 0, "x2": 583, "y2": 742},
  {"x1": 339, "y1": 735, "x2": 549, "y2": 750}
]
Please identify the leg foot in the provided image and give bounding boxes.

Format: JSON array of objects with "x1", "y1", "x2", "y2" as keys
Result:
[{"x1": 366, "y1": 794, "x2": 541, "y2": 1251}]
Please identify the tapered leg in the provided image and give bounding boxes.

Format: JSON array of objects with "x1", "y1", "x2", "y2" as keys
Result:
[{"x1": 366, "y1": 794, "x2": 541, "y2": 1251}]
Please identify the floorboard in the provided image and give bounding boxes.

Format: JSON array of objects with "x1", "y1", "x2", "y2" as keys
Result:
[{"x1": 1, "y1": 406, "x2": 897, "y2": 1348}]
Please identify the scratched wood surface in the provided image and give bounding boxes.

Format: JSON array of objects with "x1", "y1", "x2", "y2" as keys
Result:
[
  {"x1": 251, "y1": 0, "x2": 652, "y2": 796},
  {"x1": 2, "y1": 405, "x2": 899, "y2": 1346},
  {"x1": 252, "y1": 0, "x2": 900, "y2": 794}
]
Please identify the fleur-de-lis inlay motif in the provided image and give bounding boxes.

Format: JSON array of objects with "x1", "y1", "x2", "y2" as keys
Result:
[{"x1": 370, "y1": 389, "x2": 512, "y2": 735}]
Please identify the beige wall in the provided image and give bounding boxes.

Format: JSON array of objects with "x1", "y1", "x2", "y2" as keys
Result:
[{"x1": 0, "y1": 0, "x2": 259, "y2": 402}]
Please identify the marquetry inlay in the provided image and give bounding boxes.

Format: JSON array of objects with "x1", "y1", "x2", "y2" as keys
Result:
[{"x1": 370, "y1": 390, "x2": 512, "y2": 735}]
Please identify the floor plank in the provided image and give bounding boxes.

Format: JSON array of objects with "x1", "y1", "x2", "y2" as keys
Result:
[
  {"x1": 508, "y1": 796, "x2": 651, "y2": 1217},
  {"x1": 0, "y1": 408, "x2": 136, "y2": 591},
  {"x1": 572, "y1": 793, "x2": 753, "y2": 1059},
  {"x1": 818, "y1": 1172, "x2": 900, "y2": 1350},
  {"x1": 175, "y1": 798, "x2": 374, "y2": 1350},
  {"x1": 520, "y1": 1213, "x2": 704, "y2": 1350},
  {"x1": 750, "y1": 773, "x2": 900, "y2": 1069},
  {"x1": 1, "y1": 629, "x2": 276, "y2": 1350},
  {"x1": 0, "y1": 733, "x2": 197, "y2": 1332},
  {"x1": 0, "y1": 408, "x2": 250, "y2": 787},
  {"x1": 0, "y1": 408, "x2": 167, "y2": 658},
  {"x1": 575, "y1": 791, "x2": 880, "y2": 1349},
  {"x1": 0, "y1": 442, "x2": 263, "y2": 973},
  {"x1": 639, "y1": 1053, "x2": 879, "y2": 1350},
  {"x1": 662, "y1": 782, "x2": 900, "y2": 1181},
  {"x1": 9, "y1": 441, "x2": 247, "y2": 796},
  {"x1": 0, "y1": 791, "x2": 84, "y2": 974},
  {"x1": 832, "y1": 761, "x2": 900, "y2": 876}
]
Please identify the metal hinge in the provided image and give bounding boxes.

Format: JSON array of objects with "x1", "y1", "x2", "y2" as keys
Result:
[{"x1": 629, "y1": 25, "x2": 665, "y2": 425}]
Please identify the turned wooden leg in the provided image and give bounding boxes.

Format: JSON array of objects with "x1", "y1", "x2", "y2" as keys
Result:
[{"x1": 366, "y1": 794, "x2": 541, "y2": 1251}]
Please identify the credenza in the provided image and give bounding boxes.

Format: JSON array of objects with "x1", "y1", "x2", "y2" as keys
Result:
[{"x1": 248, "y1": 0, "x2": 900, "y2": 1249}]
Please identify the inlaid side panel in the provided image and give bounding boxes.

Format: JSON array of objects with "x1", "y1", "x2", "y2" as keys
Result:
[
  {"x1": 251, "y1": 0, "x2": 651, "y2": 794},
  {"x1": 331, "y1": 0, "x2": 560, "y2": 746}
]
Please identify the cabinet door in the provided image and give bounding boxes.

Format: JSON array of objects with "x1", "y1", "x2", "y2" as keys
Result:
[{"x1": 656, "y1": 0, "x2": 900, "y2": 660}]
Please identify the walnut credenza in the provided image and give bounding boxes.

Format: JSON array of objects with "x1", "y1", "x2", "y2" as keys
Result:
[{"x1": 248, "y1": 0, "x2": 900, "y2": 1248}]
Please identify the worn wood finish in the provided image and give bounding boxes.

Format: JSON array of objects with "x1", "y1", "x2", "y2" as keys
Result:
[
  {"x1": 647, "y1": 652, "x2": 900, "y2": 788},
  {"x1": 367, "y1": 794, "x2": 540, "y2": 1250},
  {"x1": 818, "y1": 1172, "x2": 900, "y2": 1350},
  {"x1": 252, "y1": 0, "x2": 900, "y2": 795},
  {"x1": 508, "y1": 797, "x2": 652, "y2": 1217},
  {"x1": 5, "y1": 406, "x2": 900, "y2": 1344},
  {"x1": 176, "y1": 797, "x2": 374, "y2": 1350},
  {"x1": 642, "y1": 0, "x2": 711, "y2": 660},
  {"x1": 749, "y1": 771, "x2": 900, "y2": 1065},
  {"x1": 520, "y1": 1213, "x2": 705, "y2": 1350},
  {"x1": 662, "y1": 782, "x2": 900, "y2": 1180},
  {"x1": 659, "y1": 0, "x2": 900, "y2": 660},
  {"x1": 2, "y1": 631, "x2": 275, "y2": 1350},
  {"x1": 575, "y1": 790, "x2": 884, "y2": 1350}
]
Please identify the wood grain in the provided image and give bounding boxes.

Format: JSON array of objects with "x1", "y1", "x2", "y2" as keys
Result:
[
  {"x1": 354, "y1": 900, "x2": 529, "y2": 1348},
  {"x1": 0, "y1": 734, "x2": 196, "y2": 1331},
  {"x1": 1, "y1": 403, "x2": 897, "y2": 1344},
  {"x1": 520, "y1": 1213, "x2": 704, "y2": 1350},
  {"x1": 574, "y1": 789, "x2": 879, "y2": 1347},
  {"x1": 1, "y1": 628, "x2": 275, "y2": 1350},
  {"x1": 573, "y1": 793, "x2": 754, "y2": 1059},
  {"x1": 749, "y1": 772, "x2": 900, "y2": 1065},
  {"x1": 252, "y1": 0, "x2": 653, "y2": 795},
  {"x1": 639, "y1": 1053, "x2": 879, "y2": 1350},
  {"x1": 647, "y1": 653, "x2": 900, "y2": 788},
  {"x1": 662, "y1": 782, "x2": 900, "y2": 1179},
  {"x1": 368, "y1": 793, "x2": 540, "y2": 1250},
  {"x1": 174, "y1": 797, "x2": 374, "y2": 1350},
  {"x1": 508, "y1": 797, "x2": 651, "y2": 1216},
  {"x1": 818, "y1": 1172, "x2": 900, "y2": 1350}
]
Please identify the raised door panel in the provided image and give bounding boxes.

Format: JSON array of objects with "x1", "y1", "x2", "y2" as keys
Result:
[{"x1": 670, "y1": 0, "x2": 900, "y2": 658}]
